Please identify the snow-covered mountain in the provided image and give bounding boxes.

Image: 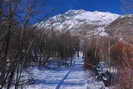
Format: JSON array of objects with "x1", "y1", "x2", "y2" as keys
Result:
[{"x1": 36, "y1": 10, "x2": 120, "y2": 38}]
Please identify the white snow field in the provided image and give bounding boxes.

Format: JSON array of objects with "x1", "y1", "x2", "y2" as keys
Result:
[
  {"x1": 35, "y1": 10, "x2": 120, "y2": 38},
  {"x1": 22, "y1": 52, "x2": 108, "y2": 89}
]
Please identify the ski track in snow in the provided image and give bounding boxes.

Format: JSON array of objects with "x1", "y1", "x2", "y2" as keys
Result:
[
  {"x1": 23, "y1": 53, "x2": 108, "y2": 89},
  {"x1": 55, "y1": 68, "x2": 72, "y2": 89}
]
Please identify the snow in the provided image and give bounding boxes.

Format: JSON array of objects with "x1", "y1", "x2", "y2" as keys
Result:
[
  {"x1": 35, "y1": 9, "x2": 120, "y2": 28},
  {"x1": 120, "y1": 14, "x2": 133, "y2": 19},
  {"x1": 99, "y1": 32, "x2": 108, "y2": 36},
  {"x1": 23, "y1": 55, "x2": 88, "y2": 89},
  {"x1": 95, "y1": 27, "x2": 108, "y2": 36},
  {"x1": 74, "y1": 10, "x2": 119, "y2": 25},
  {"x1": 35, "y1": 9, "x2": 119, "y2": 39},
  {"x1": 97, "y1": 27, "x2": 108, "y2": 36},
  {"x1": 18, "y1": 52, "x2": 109, "y2": 89}
]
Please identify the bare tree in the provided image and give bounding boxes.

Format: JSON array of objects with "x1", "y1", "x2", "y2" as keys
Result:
[{"x1": 0, "y1": 0, "x2": 44, "y2": 89}]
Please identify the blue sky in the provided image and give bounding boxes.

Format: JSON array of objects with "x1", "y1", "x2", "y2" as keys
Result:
[
  {"x1": 44, "y1": 0, "x2": 122, "y2": 15},
  {"x1": 19, "y1": 0, "x2": 123, "y2": 23}
]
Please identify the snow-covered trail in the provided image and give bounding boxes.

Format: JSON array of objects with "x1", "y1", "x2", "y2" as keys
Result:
[
  {"x1": 57, "y1": 63, "x2": 88, "y2": 89},
  {"x1": 25, "y1": 54, "x2": 88, "y2": 89},
  {"x1": 55, "y1": 56, "x2": 88, "y2": 89},
  {"x1": 25, "y1": 53, "x2": 107, "y2": 89}
]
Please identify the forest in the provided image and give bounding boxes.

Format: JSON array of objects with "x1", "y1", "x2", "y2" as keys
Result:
[{"x1": 0, "y1": 0, "x2": 133, "y2": 89}]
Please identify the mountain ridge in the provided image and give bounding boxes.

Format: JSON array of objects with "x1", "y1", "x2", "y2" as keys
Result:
[{"x1": 36, "y1": 9, "x2": 120, "y2": 38}]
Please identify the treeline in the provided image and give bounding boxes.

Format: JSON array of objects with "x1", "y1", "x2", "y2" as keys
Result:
[
  {"x1": 0, "y1": 21, "x2": 80, "y2": 89},
  {"x1": 33, "y1": 30, "x2": 80, "y2": 66},
  {"x1": 0, "y1": 0, "x2": 80, "y2": 89},
  {"x1": 83, "y1": 36, "x2": 133, "y2": 89},
  {"x1": 84, "y1": 36, "x2": 116, "y2": 69}
]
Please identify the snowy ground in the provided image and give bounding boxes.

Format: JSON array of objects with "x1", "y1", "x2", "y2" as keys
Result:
[{"x1": 22, "y1": 52, "x2": 108, "y2": 89}]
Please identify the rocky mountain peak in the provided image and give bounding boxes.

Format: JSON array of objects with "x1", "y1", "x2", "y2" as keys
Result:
[{"x1": 36, "y1": 9, "x2": 120, "y2": 38}]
